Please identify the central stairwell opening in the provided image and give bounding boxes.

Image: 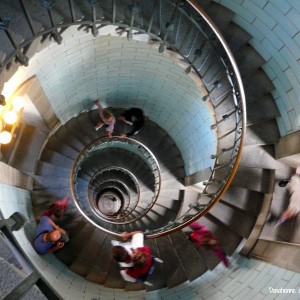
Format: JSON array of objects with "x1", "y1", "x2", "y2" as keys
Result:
[
  {"x1": 23, "y1": 0, "x2": 248, "y2": 291},
  {"x1": 1, "y1": 0, "x2": 293, "y2": 297}
]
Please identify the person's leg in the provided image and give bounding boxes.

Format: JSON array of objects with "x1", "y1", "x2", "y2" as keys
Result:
[{"x1": 213, "y1": 247, "x2": 229, "y2": 267}]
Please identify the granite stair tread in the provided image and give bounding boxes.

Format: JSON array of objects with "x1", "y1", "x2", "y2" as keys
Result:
[{"x1": 156, "y1": 235, "x2": 188, "y2": 288}]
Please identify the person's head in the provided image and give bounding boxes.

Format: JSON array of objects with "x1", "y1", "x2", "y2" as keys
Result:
[
  {"x1": 133, "y1": 251, "x2": 148, "y2": 268},
  {"x1": 103, "y1": 109, "x2": 113, "y2": 122},
  {"x1": 112, "y1": 246, "x2": 131, "y2": 262},
  {"x1": 47, "y1": 230, "x2": 61, "y2": 243},
  {"x1": 49, "y1": 204, "x2": 63, "y2": 218}
]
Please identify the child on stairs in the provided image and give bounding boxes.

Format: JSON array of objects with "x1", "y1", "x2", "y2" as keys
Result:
[
  {"x1": 188, "y1": 221, "x2": 229, "y2": 267},
  {"x1": 94, "y1": 99, "x2": 115, "y2": 138}
]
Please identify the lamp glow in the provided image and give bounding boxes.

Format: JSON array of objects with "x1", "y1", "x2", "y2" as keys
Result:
[
  {"x1": 0, "y1": 131, "x2": 12, "y2": 144},
  {"x1": 3, "y1": 111, "x2": 18, "y2": 125},
  {"x1": 0, "y1": 105, "x2": 4, "y2": 114},
  {"x1": 12, "y1": 96, "x2": 25, "y2": 111}
]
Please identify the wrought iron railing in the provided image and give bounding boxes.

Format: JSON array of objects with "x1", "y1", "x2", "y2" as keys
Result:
[
  {"x1": 70, "y1": 136, "x2": 161, "y2": 234},
  {"x1": 1, "y1": 0, "x2": 246, "y2": 238},
  {"x1": 87, "y1": 167, "x2": 140, "y2": 222}
]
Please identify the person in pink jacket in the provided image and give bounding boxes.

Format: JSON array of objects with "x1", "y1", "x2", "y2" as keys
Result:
[
  {"x1": 94, "y1": 99, "x2": 115, "y2": 138},
  {"x1": 41, "y1": 195, "x2": 69, "y2": 219},
  {"x1": 188, "y1": 221, "x2": 229, "y2": 267}
]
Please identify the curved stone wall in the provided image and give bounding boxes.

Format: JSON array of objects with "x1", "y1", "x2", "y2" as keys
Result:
[
  {"x1": 217, "y1": 0, "x2": 300, "y2": 136},
  {"x1": 3, "y1": 26, "x2": 215, "y2": 175}
]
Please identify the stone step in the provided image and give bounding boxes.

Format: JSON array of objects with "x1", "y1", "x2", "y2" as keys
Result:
[
  {"x1": 223, "y1": 22, "x2": 252, "y2": 54},
  {"x1": 169, "y1": 231, "x2": 208, "y2": 281},
  {"x1": 36, "y1": 161, "x2": 70, "y2": 177},
  {"x1": 55, "y1": 220, "x2": 95, "y2": 266},
  {"x1": 222, "y1": 186, "x2": 264, "y2": 216},
  {"x1": 243, "y1": 69, "x2": 275, "y2": 104},
  {"x1": 46, "y1": 135, "x2": 79, "y2": 160},
  {"x1": 245, "y1": 119, "x2": 280, "y2": 147},
  {"x1": 160, "y1": 178, "x2": 185, "y2": 190},
  {"x1": 204, "y1": 2, "x2": 235, "y2": 32},
  {"x1": 156, "y1": 235, "x2": 188, "y2": 288},
  {"x1": 65, "y1": 117, "x2": 93, "y2": 146},
  {"x1": 81, "y1": 111, "x2": 102, "y2": 141},
  {"x1": 9, "y1": 124, "x2": 48, "y2": 174},
  {"x1": 239, "y1": 145, "x2": 290, "y2": 171},
  {"x1": 85, "y1": 235, "x2": 114, "y2": 284},
  {"x1": 39, "y1": 148, "x2": 74, "y2": 169},
  {"x1": 246, "y1": 94, "x2": 280, "y2": 126},
  {"x1": 232, "y1": 167, "x2": 274, "y2": 193},
  {"x1": 104, "y1": 261, "x2": 126, "y2": 289},
  {"x1": 160, "y1": 167, "x2": 185, "y2": 181},
  {"x1": 235, "y1": 45, "x2": 265, "y2": 77},
  {"x1": 31, "y1": 189, "x2": 71, "y2": 208},
  {"x1": 54, "y1": 125, "x2": 86, "y2": 153},
  {"x1": 155, "y1": 196, "x2": 182, "y2": 210},
  {"x1": 209, "y1": 201, "x2": 256, "y2": 238},
  {"x1": 217, "y1": 119, "x2": 280, "y2": 150},
  {"x1": 67, "y1": 113, "x2": 97, "y2": 144},
  {"x1": 33, "y1": 173, "x2": 78, "y2": 188}
]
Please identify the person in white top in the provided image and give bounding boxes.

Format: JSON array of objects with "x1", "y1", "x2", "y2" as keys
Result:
[
  {"x1": 279, "y1": 168, "x2": 300, "y2": 223},
  {"x1": 94, "y1": 99, "x2": 115, "y2": 138},
  {"x1": 111, "y1": 231, "x2": 144, "y2": 267}
]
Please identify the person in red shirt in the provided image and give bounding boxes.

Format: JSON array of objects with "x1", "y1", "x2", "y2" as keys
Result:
[
  {"x1": 122, "y1": 246, "x2": 153, "y2": 282},
  {"x1": 111, "y1": 231, "x2": 153, "y2": 283}
]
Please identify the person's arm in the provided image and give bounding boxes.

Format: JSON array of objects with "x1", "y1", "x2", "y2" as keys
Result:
[
  {"x1": 126, "y1": 120, "x2": 144, "y2": 137},
  {"x1": 46, "y1": 217, "x2": 68, "y2": 235},
  {"x1": 46, "y1": 217, "x2": 60, "y2": 230},
  {"x1": 46, "y1": 241, "x2": 65, "y2": 254},
  {"x1": 94, "y1": 99, "x2": 103, "y2": 112},
  {"x1": 118, "y1": 116, "x2": 133, "y2": 125},
  {"x1": 121, "y1": 231, "x2": 143, "y2": 241}
]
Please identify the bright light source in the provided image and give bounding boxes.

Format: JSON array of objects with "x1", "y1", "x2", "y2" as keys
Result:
[
  {"x1": 12, "y1": 96, "x2": 25, "y2": 111},
  {"x1": 0, "y1": 105, "x2": 4, "y2": 114},
  {"x1": 3, "y1": 111, "x2": 18, "y2": 125},
  {"x1": 0, "y1": 131, "x2": 12, "y2": 144}
]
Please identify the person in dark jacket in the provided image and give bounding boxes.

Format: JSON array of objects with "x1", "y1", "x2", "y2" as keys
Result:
[{"x1": 118, "y1": 108, "x2": 145, "y2": 137}]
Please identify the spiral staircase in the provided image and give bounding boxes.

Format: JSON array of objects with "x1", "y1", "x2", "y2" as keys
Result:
[{"x1": 0, "y1": 0, "x2": 295, "y2": 298}]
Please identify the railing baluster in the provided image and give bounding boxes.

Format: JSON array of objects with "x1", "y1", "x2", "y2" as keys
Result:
[
  {"x1": 112, "y1": 0, "x2": 116, "y2": 24},
  {"x1": 19, "y1": 0, "x2": 36, "y2": 35},
  {"x1": 68, "y1": 0, "x2": 76, "y2": 22},
  {"x1": 0, "y1": 17, "x2": 29, "y2": 66}
]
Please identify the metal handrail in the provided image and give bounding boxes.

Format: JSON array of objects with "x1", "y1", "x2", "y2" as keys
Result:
[
  {"x1": 91, "y1": 181, "x2": 129, "y2": 219},
  {"x1": 87, "y1": 167, "x2": 140, "y2": 223},
  {"x1": 70, "y1": 136, "x2": 162, "y2": 232},
  {"x1": 0, "y1": 0, "x2": 246, "y2": 238},
  {"x1": 147, "y1": 1, "x2": 246, "y2": 237}
]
